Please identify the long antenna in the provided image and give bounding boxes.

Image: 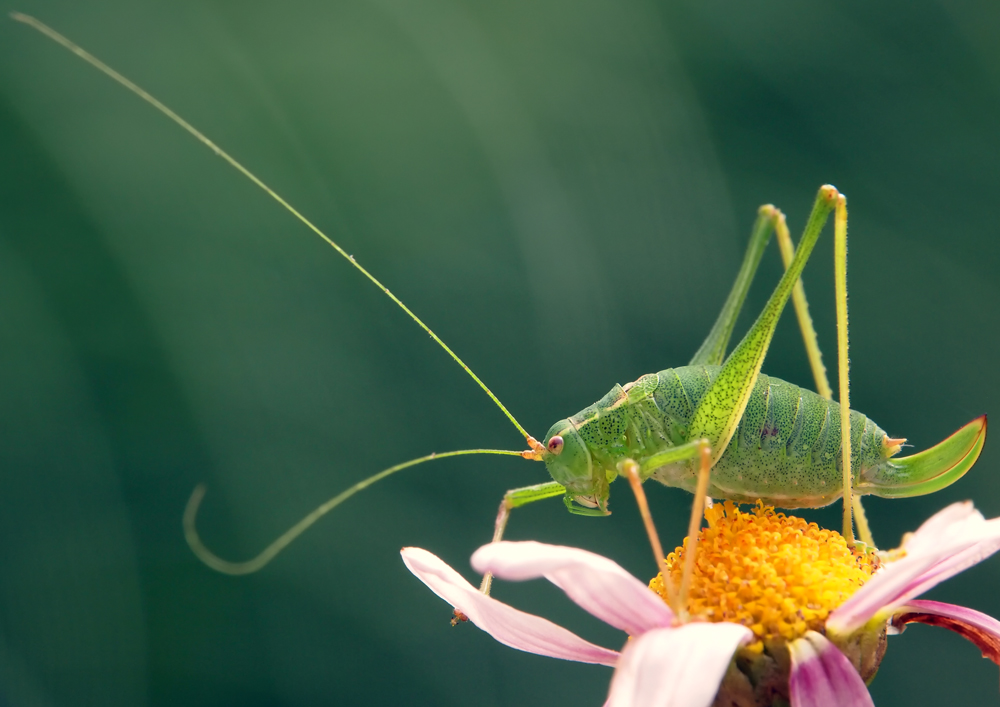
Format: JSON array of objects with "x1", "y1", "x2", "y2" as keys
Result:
[
  {"x1": 185, "y1": 448, "x2": 527, "y2": 574},
  {"x1": 11, "y1": 12, "x2": 538, "y2": 447}
]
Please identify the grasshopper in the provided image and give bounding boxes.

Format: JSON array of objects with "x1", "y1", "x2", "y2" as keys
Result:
[{"x1": 14, "y1": 15, "x2": 986, "y2": 583}]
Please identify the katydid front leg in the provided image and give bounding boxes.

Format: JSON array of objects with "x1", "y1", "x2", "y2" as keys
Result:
[{"x1": 475, "y1": 481, "x2": 566, "y2": 597}]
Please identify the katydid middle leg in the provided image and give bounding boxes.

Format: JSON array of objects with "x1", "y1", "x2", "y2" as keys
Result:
[{"x1": 621, "y1": 438, "x2": 713, "y2": 619}]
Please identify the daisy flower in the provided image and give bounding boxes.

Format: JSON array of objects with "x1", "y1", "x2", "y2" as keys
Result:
[{"x1": 402, "y1": 501, "x2": 1000, "y2": 706}]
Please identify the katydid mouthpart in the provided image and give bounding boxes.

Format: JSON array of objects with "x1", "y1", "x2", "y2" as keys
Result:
[{"x1": 14, "y1": 14, "x2": 986, "y2": 584}]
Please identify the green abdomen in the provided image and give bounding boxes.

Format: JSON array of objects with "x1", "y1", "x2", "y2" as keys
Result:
[{"x1": 643, "y1": 365, "x2": 887, "y2": 508}]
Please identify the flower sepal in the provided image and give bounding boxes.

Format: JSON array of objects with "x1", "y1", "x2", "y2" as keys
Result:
[
  {"x1": 711, "y1": 623, "x2": 887, "y2": 707},
  {"x1": 716, "y1": 638, "x2": 791, "y2": 706},
  {"x1": 827, "y1": 622, "x2": 889, "y2": 686}
]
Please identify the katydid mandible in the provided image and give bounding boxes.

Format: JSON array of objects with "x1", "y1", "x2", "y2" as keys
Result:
[{"x1": 15, "y1": 15, "x2": 987, "y2": 580}]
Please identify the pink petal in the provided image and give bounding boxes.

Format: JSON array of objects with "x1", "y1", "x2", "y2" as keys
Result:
[
  {"x1": 401, "y1": 547, "x2": 620, "y2": 666},
  {"x1": 471, "y1": 541, "x2": 674, "y2": 635},
  {"x1": 892, "y1": 600, "x2": 1000, "y2": 666},
  {"x1": 827, "y1": 503, "x2": 1000, "y2": 635},
  {"x1": 605, "y1": 622, "x2": 751, "y2": 707},
  {"x1": 895, "y1": 532, "x2": 1000, "y2": 600},
  {"x1": 898, "y1": 501, "x2": 980, "y2": 556},
  {"x1": 788, "y1": 631, "x2": 874, "y2": 707}
]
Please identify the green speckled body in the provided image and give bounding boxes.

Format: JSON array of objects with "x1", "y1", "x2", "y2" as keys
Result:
[{"x1": 564, "y1": 365, "x2": 890, "y2": 509}]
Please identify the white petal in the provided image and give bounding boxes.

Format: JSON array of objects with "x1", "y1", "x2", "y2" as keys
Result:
[
  {"x1": 827, "y1": 503, "x2": 1000, "y2": 635},
  {"x1": 788, "y1": 631, "x2": 874, "y2": 707},
  {"x1": 402, "y1": 547, "x2": 620, "y2": 666},
  {"x1": 471, "y1": 541, "x2": 674, "y2": 635},
  {"x1": 605, "y1": 623, "x2": 751, "y2": 707}
]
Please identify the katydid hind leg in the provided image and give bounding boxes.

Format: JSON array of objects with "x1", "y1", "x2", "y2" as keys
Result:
[
  {"x1": 774, "y1": 210, "x2": 833, "y2": 400},
  {"x1": 688, "y1": 186, "x2": 839, "y2": 464},
  {"x1": 690, "y1": 206, "x2": 779, "y2": 367},
  {"x1": 778, "y1": 194, "x2": 985, "y2": 530},
  {"x1": 775, "y1": 202, "x2": 874, "y2": 547},
  {"x1": 832, "y1": 195, "x2": 855, "y2": 543}
]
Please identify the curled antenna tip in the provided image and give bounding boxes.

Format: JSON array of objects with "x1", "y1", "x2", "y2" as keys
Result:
[
  {"x1": 183, "y1": 448, "x2": 527, "y2": 576},
  {"x1": 184, "y1": 483, "x2": 208, "y2": 522},
  {"x1": 182, "y1": 482, "x2": 273, "y2": 576}
]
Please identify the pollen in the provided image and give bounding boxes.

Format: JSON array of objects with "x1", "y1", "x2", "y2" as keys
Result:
[{"x1": 649, "y1": 501, "x2": 878, "y2": 650}]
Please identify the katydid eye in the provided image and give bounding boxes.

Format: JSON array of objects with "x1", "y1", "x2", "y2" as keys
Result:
[{"x1": 547, "y1": 436, "x2": 564, "y2": 454}]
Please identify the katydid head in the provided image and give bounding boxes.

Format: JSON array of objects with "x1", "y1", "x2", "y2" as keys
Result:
[{"x1": 542, "y1": 420, "x2": 610, "y2": 512}]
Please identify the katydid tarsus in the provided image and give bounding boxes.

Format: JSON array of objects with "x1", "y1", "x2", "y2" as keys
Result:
[{"x1": 16, "y1": 15, "x2": 987, "y2": 590}]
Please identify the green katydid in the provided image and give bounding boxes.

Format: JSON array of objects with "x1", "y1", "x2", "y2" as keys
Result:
[{"x1": 15, "y1": 14, "x2": 986, "y2": 583}]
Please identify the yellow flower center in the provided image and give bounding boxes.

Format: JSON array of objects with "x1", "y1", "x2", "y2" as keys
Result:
[{"x1": 649, "y1": 502, "x2": 878, "y2": 651}]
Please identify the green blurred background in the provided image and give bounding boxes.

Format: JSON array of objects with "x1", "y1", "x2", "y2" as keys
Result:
[{"x1": 1, "y1": 1, "x2": 999, "y2": 705}]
